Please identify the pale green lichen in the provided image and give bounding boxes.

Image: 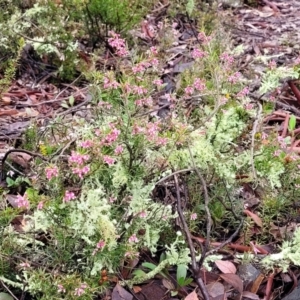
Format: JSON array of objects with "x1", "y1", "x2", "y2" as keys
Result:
[{"x1": 262, "y1": 228, "x2": 300, "y2": 272}]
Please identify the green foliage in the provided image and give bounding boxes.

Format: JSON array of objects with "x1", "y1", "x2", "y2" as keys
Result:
[
  {"x1": 262, "y1": 228, "x2": 300, "y2": 272},
  {"x1": 259, "y1": 65, "x2": 298, "y2": 95}
]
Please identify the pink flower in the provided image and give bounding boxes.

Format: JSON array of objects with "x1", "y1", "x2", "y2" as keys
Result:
[
  {"x1": 193, "y1": 78, "x2": 205, "y2": 91},
  {"x1": 16, "y1": 194, "x2": 30, "y2": 209},
  {"x1": 74, "y1": 283, "x2": 87, "y2": 296},
  {"x1": 198, "y1": 32, "x2": 212, "y2": 44},
  {"x1": 69, "y1": 152, "x2": 90, "y2": 165},
  {"x1": 132, "y1": 85, "x2": 148, "y2": 95},
  {"x1": 37, "y1": 201, "x2": 44, "y2": 210},
  {"x1": 273, "y1": 150, "x2": 281, "y2": 157},
  {"x1": 96, "y1": 240, "x2": 106, "y2": 249},
  {"x1": 153, "y1": 79, "x2": 163, "y2": 86},
  {"x1": 72, "y1": 165, "x2": 90, "y2": 178},
  {"x1": 102, "y1": 128, "x2": 121, "y2": 145},
  {"x1": 103, "y1": 77, "x2": 120, "y2": 89},
  {"x1": 220, "y1": 97, "x2": 228, "y2": 105},
  {"x1": 108, "y1": 31, "x2": 128, "y2": 57},
  {"x1": 150, "y1": 46, "x2": 158, "y2": 55},
  {"x1": 184, "y1": 86, "x2": 194, "y2": 96},
  {"x1": 80, "y1": 140, "x2": 93, "y2": 148},
  {"x1": 92, "y1": 240, "x2": 106, "y2": 256},
  {"x1": 191, "y1": 48, "x2": 206, "y2": 59},
  {"x1": 135, "y1": 97, "x2": 153, "y2": 107},
  {"x1": 103, "y1": 155, "x2": 115, "y2": 165},
  {"x1": 220, "y1": 52, "x2": 234, "y2": 66},
  {"x1": 45, "y1": 166, "x2": 59, "y2": 180},
  {"x1": 128, "y1": 234, "x2": 139, "y2": 243},
  {"x1": 114, "y1": 145, "x2": 123, "y2": 155},
  {"x1": 269, "y1": 96, "x2": 276, "y2": 102},
  {"x1": 63, "y1": 191, "x2": 76, "y2": 203},
  {"x1": 228, "y1": 72, "x2": 241, "y2": 84},
  {"x1": 244, "y1": 103, "x2": 253, "y2": 110},
  {"x1": 139, "y1": 211, "x2": 147, "y2": 218},
  {"x1": 190, "y1": 213, "x2": 197, "y2": 220},
  {"x1": 19, "y1": 262, "x2": 30, "y2": 268},
  {"x1": 237, "y1": 87, "x2": 249, "y2": 98},
  {"x1": 57, "y1": 284, "x2": 66, "y2": 293},
  {"x1": 124, "y1": 251, "x2": 140, "y2": 258},
  {"x1": 150, "y1": 58, "x2": 159, "y2": 66},
  {"x1": 132, "y1": 124, "x2": 145, "y2": 135},
  {"x1": 268, "y1": 60, "x2": 276, "y2": 69},
  {"x1": 109, "y1": 196, "x2": 116, "y2": 203},
  {"x1": 261, "y1": 132, "x2": 268, "y2": 140}
]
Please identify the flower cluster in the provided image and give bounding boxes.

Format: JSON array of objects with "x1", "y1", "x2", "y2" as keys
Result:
[
  {"x1": 16, "y1": 194, "x2": 30, "y2": 209},
  {"x1": 108, "y1": 31, "x2": 128, "y2": 57},
  {"x1": 63, "y1": 191, "x2": 76, "y2": 203},
  {"x1": 128, "y1": 234, "x2": 139, "y2": 243},
  {"x1": 69, "y1": 151, "x2": 90, "y2": 179},
  {"x1": 45, "y1": 166, "x2": 58, "y2": 180},
  {"x1": 92, "y1": 240, "x2": 106, "y2": 256},
  {"x1": 228, "y1": 72, "x2": 241, "y2": 84},
  {"x1": 184, "y1": 78, "x2": 206, "y2": 97},
  {"x1": 74, "y1": 283, "x2": 88, "y2": 296}
]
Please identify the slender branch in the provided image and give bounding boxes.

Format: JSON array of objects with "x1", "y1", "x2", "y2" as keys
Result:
[
  {"x1": 1, "y1": 149, "x2": 48, "y2": 181},
  {"x1": 173, "y1": 174, "x2": 210, "y2": 300},
  {"x1": 0, "y1": 280, "x2": 19, "y2": 300},
  {"x1": 251, "y1": 101, "x2": 262, "y2": 183},
  {"x1": 187, "y1": 145, "x2": 212, "y2": 268},
  {"x1": 156, "y1": 168, "x2": 193, "y2": 185},
  {"x1": 206, "y1": 219, "x2": 244, "y2": 255}
]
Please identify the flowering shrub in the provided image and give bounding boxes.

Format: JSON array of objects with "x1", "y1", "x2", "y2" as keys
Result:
[{"x1": 2, "y1": 22, "x2": 300, "y2": 298}]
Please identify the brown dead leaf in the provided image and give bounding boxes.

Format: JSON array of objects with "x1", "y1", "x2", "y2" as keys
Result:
[
  {"x1": 10, "y1": 152, "x2": 32, "y2": 169},
  {"x1": 244, "y1": 209, "x2": 263, "y2": 227},
  {"x1": 111, "y1": 283, "x2": 133, "y2": 300},
  {"x1": 215, "y1": 260, "x2": 237, "y2": 274},
  {"x1": 0, "y1": 109, "x2": 19, "y2": 116},
  {"x1": 24, "y1": 107, "x2": 39, "y2": 117},
  {"x1": 206, "y1": 282, "x2": 225, "y2": 300},
  {"x1": 162, "y1": 278, "x2": 175, "y2": 290},
  {"x1": 6, "y1": 194, "x2": 20, "y2": 208},
  {"x1": 250, "y1": 273, "x2": 265, "y2": 294},
  {"x1": 220, "y1": 273, "x2": 243, "y2": 294},
  {"x1": 184, "y1": 290, "x2": 198, "y2": 300},
  {"x1": 132, "y1": 286, "x2": 142, "y2": 293},
  {"x1": 1, "y1": 96, "x2": 12, "y2": 105}
]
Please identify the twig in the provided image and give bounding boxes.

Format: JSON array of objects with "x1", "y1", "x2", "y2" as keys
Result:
[
  {"x1": 250, "y1": 102, "x2": 262, "y2": 183},
  {"x1": 173, "y1": 174, "x2": 210, "y2": 300},
  {"x1": 56, "y1": 94, "x2": 92, "y2": 117},
  {"x1": 0, "y1": 280, "x2": 19, "y2": 300},
  {"x1": 156, "y1": 168, "x2": 192, "y2": 185},
  {"x1": 1, "y1": 149, "x2": 48, "y2": 181},
  {"x1": 187, "y1": 145, "x2": 212, "y2": 268},
  {"x1": 206, "y1": 219, "x2": 244, "y2": 255}
]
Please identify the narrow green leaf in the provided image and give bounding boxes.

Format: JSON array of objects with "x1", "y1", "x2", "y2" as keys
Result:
[
  {"x1": 132, "y1": 269, "x2": 146, "y2": 278},
  {"x1": 142, "y1": 262, "x2": 157, "y2": 270},
  {"x1": 69, "y1": 95, "x2": 75, "y2": 107},
  {"x1": 0, "y1": 292, "x2": 14, "y2": 300},
  {"x1": 186, "y1": 0, "x2": 195, "y2": 16},
  {"x1": 6, "y1": 177, "x2": 15, "y2": 187},
  {"x1": 176, "y1": 264, "x2": 187, "y2": 282},
  {"x1": 288, "y1": 114, "x2": 296, "y2": 131}
]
